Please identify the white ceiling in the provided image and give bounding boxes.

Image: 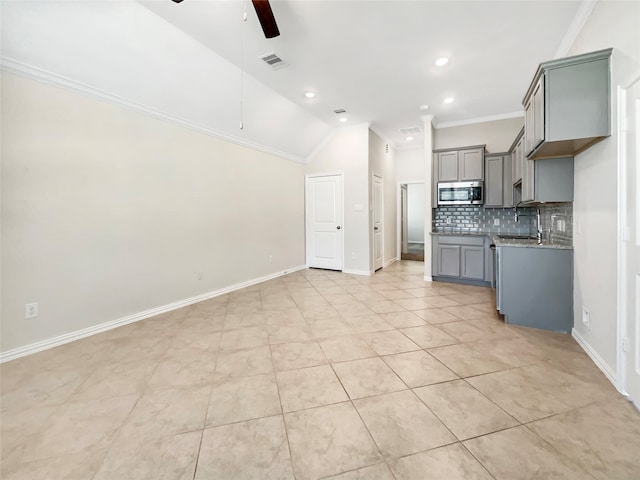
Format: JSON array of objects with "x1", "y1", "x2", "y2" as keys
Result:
[
  {"x1": 2, "y1": 1, "x2": 588, "y2": 159},
  {"x1": 141, "y1": 0, "x2": 586, "y2": 147}
]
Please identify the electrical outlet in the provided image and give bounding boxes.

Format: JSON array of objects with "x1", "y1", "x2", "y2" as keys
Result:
[
  {"x1": 269, "y1": 255, "x2": 273, "y2": 263},
  {"x1": 582, "y1": 306, "x2": 590, "y2": 330},
  {"x1": 25, "y1": 302, "x2": 38, "y2": 319},
  {"x1": 196, "y1": 272, "x2": 202, "y2": 280},
  {"x1": 351, "y1": 252, "x2": 356, "y2": 259},
  {"x1": 493, "y1": 219, "x2": 500, "y2": 226}
]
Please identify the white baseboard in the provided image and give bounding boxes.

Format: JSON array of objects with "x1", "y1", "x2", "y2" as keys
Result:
[
  {"x1": 424, "y1": 275, "x2": 433, "y2": 282},
  {"x1": 342, "y1": 269, "x2": 373, "y2": 276},
  {"x1": 572, "y1": 328, "x2": 619, "y2": 390},
  {"x1": 383, "y1": 257, "x2": 398, "y2": 268},
  {"x1": 0, "y1": 265, "x2": 307, "y2": 363}
]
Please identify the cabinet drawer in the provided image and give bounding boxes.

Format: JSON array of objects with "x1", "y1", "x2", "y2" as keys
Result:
[{"x1": 437, "y1": 236, "x2": 485, "y2": 246}]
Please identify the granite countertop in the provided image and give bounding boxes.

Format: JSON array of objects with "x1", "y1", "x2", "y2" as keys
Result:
[
  {"x1": 491, "y1": 236, "x2": 573, "y2": 250},
  {"x1": 430, "y1": 231, "x2": 491, "y2": 237},
  {"x1": 430, "y1": 230, "x2": 573, "y2": 249}
]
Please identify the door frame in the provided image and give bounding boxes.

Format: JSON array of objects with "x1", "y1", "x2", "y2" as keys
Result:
[
  {"x1": 372, "y1": 173, "x2": 384, "y2": 271},
  {"x1": 617, "y1": 73, "x2": 640, "y2": 400},
  {"x1": 397, "y1": 180, "x2": 425, "y2": 260},
  {"x1": 305, "y1": 171, "x2": 345, "y2": 271}
]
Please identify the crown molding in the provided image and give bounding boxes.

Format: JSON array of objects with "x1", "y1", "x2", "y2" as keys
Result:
[
  {"x1": 554, "y1": 0, "x2": 598, "y2": 59},
  {"x1": 434, "y1": 111, "x2": 524, "y2": 129},
  {"x1": 0, "y1": 57, "x2": 306, "y2": 164}
]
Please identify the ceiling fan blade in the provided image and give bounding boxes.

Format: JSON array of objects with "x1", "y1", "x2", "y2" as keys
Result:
[{"x1": 251, "y1": 0, "x2": 280, "y2": 38}]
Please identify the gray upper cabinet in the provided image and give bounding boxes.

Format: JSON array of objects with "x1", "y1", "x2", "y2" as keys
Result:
[
  {"x1": 434, "y1": 146, "x2": 485, "y2": 183},
  {"x1": 521, "y1": 156, "x2": 574, "y2": 203},
  {"x1": 484, "y1": 154, "x2": 505, "y2": 208},
  {"x1": 437, "y1": 150, "x2": 459, "y2": 182},
  {"x1": 512, "y1": 131, "x2": 524, "y2": 185},
  {"x1": 459, "y1": 149, "x2": 484, "y2": 181},
  {"x1": 485, "y1": 152, "x2": 515, "y2": 209},
  {"x1": 523, "y1": 48, "x2": 612, "y2": 159}
]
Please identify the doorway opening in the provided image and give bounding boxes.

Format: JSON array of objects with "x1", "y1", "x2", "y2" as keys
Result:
[{"x1": 400, "y1": 182, "x2": 425, "y2": 262}]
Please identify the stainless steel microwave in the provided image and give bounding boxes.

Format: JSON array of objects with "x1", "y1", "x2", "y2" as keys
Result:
[{"x1": 437, "y1": 181, "x2": 484, "y2": 205}]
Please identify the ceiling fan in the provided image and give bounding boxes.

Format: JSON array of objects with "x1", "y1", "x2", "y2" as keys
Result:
[{"x1": 171, "y1": 0, "x2": 280, "y2": 38}]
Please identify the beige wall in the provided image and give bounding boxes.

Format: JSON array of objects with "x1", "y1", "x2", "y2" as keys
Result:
[
  {"x1": 369, "y1": 130, "x2": 398, "y2": 266},
  {"x1": 1, "y1": 73, "x2": 306, "y2": 353},
  {"x1": 306, "y1": 124, "x2": 371, "y2": 274},
  {"x1": 568, "y1": 0, "x2": 640, "y2": 376},
  {"x1": 434, "y1": 117, "x2": 524, "y2": 153}
]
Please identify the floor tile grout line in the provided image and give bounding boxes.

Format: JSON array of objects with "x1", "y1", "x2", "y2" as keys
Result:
[
  {"x1": 190, "y1": 427, "x2": 206, "y2": 480},
  {"x1": 458, "y1": 440, "x2": 500, "y2": 480},
  {"x1": 267, "y1": 341, "x2": 298, "y2": 480},
  {"x1": 519, "y1": 423, "x2": 601, "y2": 480}
]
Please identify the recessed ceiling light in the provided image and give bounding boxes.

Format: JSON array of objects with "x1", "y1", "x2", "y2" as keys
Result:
[
  {"x1": 339, "y1": 117, "x2": 348, "y2": 123},
  {"x1": 435, "y1": 57, "x2": 449, "y2": 67},
  {"x1": 406, "y1": 136, "x2": 414, "y2": 141},
  {"x1": 444, "y1": 97, "x2": 455, "y2": 104},
  {"x1": 305, "y1": 91, "x2": 316, "y2": 99}
]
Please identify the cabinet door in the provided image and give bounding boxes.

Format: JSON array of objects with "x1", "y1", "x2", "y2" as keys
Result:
[
  {"x1": 532, "y1": 76, "x2": 545, "y2": 150},
  {"x1": 459, "y1": 148, "x2": 484, "y2": 181},
  {"x1": 524, "y1": 98, "x2": 534, "y2": 155},
  {"x1": 522, "y1": 156, "x2": 535, "y2": 202},
  {"x1": 484, "y1": 155, "x2": 503, "y2": 207},
  {"x1": 514, "y1": 137, "x2": 524, "y2": 184},
  {"x1": 461, "y1": 246, "x2": 485, "y2": 280},
  {"x1": 437, "y1": 151, "x2": 459, "y2": 182},
  {"x1": 503, "y1": 154, "x2": 514, "y2": 207},
  {"x1": 437, "y1": 245, "x2": 461, "y2": 277}
]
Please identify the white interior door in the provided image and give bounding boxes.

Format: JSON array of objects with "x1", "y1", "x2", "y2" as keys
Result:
[
  {"x1": 306, "y1": 174, "x2": 343, "y2": 270},
  {"x1": 373, "y1": 174, "x2": 383, "y2": 271},
  {"x1": 623, "y1": 77, "x2": 640, "y2": 404},
  {"x1": 401, "y1": 185, "x2": 408, "y2": 255}
]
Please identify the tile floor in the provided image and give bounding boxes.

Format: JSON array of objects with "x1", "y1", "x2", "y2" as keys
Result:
[{"x1": 1, "y1": 261, "x2": 639, "y2": 479}]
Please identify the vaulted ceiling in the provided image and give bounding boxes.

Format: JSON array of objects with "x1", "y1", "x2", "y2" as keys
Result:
[{"x1": 1, "y1": 1, "x2": 589, "y2": 161}]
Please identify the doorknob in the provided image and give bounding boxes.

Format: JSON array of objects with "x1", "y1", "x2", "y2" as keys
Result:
[{"x1": 336, "y1": 226, "x2": 341, "y2": 230}]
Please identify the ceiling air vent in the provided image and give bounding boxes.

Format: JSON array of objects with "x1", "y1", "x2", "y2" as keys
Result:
[
  {"x1": 333, "y1": 108, "x2": 347, "y2": 115},
  {"x1": 399, "y1": 126, "x2": 422, "y2": 136},
  {"x1": 259, "y1": 52, "x2": 287, "y2": 70}
]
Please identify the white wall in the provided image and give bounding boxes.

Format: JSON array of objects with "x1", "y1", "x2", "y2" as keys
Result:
[
  {"x1": 369, "y1": 130, "x2": 398, "y2": 266},
  {"x1": 396, "y1": 148, "x2": 425, "y2": 183},
  {"x1": 1, "y1": 73, "x2": 306, "y2": 353},
  {"x1": 435, "y1": 117, "x2": 524, "y2": 153},
  {"x1": 306, "y1": 124, "x2": 370, "y2": 274},
  {"x1": 407, "y1": 184, "x2": 425, "y2": 243},
  {"x1": 568, "y1": 0, "x2": 640, "y2": 377}
]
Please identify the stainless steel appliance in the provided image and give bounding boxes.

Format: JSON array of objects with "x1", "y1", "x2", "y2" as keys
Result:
[{"x1": 437, "y1": 181, "x2": 484, "y2": 206}]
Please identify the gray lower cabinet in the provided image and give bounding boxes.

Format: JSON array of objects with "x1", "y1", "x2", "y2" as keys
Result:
[
  {"x1": 436, "y1": 245, "x2": 461, "y2": 277},
  {"x1": 496, "y1": 246, "x2": 572, "y2": 332},
  {"x1": 432, "y1": 235, "x2": 490, "y2": 285},
  {"x1": 461, "y1": 246, "x2": 484, "y2": 280}
]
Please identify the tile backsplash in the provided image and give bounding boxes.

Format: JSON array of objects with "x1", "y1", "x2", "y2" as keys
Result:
[{"x1": 433, "y1": 203, "x2": 573, "y2": 245}]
